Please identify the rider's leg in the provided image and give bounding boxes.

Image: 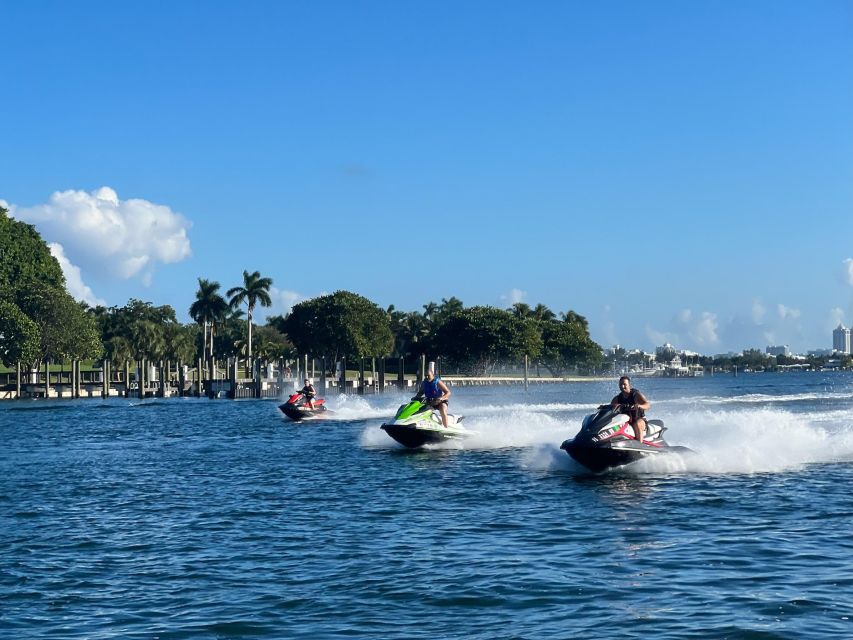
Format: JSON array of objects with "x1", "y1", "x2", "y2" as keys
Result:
[
  {"x1": 438, "y1": 402, "x2": 449, "y2": 427},
  {"x1": 635, "y1": 417, "x2": 647, "y2": 443}
]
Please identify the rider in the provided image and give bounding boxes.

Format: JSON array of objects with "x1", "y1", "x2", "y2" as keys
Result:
[
  {"x1": 413, "y1": 368, "x2": 452, "y2": 427},
  {"x1": 610, "y1": 375, "x2": 651, "y2": 443},
  {"x1": 300, "y1": 378, "x2": 316, "y2": 409}
]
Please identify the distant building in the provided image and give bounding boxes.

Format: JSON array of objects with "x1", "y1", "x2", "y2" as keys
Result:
[
  {"x1": 832, "y1": 324, "x2": 851, "y2": 354},
  {"x1": 766, "y1": 345, "x2": 790, "y2": 357},
  {"x1": 714, "y1": 351, "x2": 740, "y2": 359},
  {"x1": 808, "y1": 348, "x2": 833, "y2": 357},
  {"x1": 655, "y1": 343, "x2": 677, "y2": 361}
]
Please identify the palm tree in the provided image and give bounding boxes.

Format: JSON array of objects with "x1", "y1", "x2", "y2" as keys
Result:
[
  {"x1": 189, "y1": 278, "x2": 228, "y2": 358},
  {"x1": 560, "y1": 310, "x2": 589, "y2": 330},
  {"x1": 510, "y1": 302, "x2": 532, "y2": 319},
  {"x1": 422, "y1": 301, "x2": 439, "y2": 323},
  {"x1": 227, "y1": 270, "x2": 273, "y2": 364},
  {"x1": 130, "y1": 320, "x2": 166, "y2": 362},
  {"x1": 532, "y1": 303, "x2": 556, "y2": 323}
]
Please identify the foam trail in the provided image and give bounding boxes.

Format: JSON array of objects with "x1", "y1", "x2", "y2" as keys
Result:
[
  {"x1": 457, "y1": 401, "x2": 596, "y2": 415},
  {"x1": 673, "y1": 390, "x2": 853, "y2": 406},
  {"x1": 665, "y1": 407, "x2": 853, "y2": 473},
  {"x1": 521, "y1": 443, "x2": 586, "y2": 473},
  {"x1": 322, "y1": 394, "x2": 403, "y2": 421},
  {"x1": 463, "y1": 411, "x2": 569, "y2": 449},
  {"x1": 361, "y1": 423, "x2": 395, "y2": 448}
]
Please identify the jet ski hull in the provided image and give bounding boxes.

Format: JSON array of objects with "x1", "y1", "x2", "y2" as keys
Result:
[
  {"x1": 381, "y1": 423, "x2": 470, "y2": 448},
  {"x1": 561, "y1": 438, "x2": 693, "y2": 473},
  {"x1": 279, "y1": 403, "x2": 327, "y2": 421}
]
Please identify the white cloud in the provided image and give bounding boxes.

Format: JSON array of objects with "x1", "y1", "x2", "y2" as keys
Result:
[
  {"x1": 631, "y1": 298, "x2": 822, "y2": 354},
  {"x1": 776, "y1": 304, "x2": 800, "y2": 320},
  {"x1": 7, "y1": 187, "x2": 192, "y2": 285},
  {"x1": 644, "y1": 309, "x2": 719, "y2": 351},
  {"x1": 598, "y1": 304, "x2": 617, "y2": 346},
  {"x1": 48, "y1": 242, "x2": 106, "y2": 307},
  {"x1": 500, "y1": 288, "x2": 527, "y2": 306},
  {"x1": 688, "y1": 311, "x2": 719, "y2": 346},
  {"x1": 269, "y1": 287, "x2": 303, "y2": 317},
  {"x1": 751, "y1": 300, "x2": 766, "y2": 323},
  {"x1": 644, "y1": 325, "x2": 676, "y2": 346},
  {"x1": 828, "y1": 307, "x2": 846, "y2": 330},
  {"x1": 844, "y1": 258, "x2": 853, "y2": 286}
]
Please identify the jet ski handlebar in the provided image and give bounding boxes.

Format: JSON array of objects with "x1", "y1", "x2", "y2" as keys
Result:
[{"x1": 597, "y1": 403, "x2": 636, "y2": 413}]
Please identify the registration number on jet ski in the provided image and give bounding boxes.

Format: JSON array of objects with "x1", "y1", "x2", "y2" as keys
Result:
[{"x1": 592, "y1": 427, "x2": 619, "y2": 442}]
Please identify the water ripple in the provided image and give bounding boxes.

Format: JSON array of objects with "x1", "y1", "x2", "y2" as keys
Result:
[{"x1": 2, "y1": 379, "x2": 853, "y2": 638}]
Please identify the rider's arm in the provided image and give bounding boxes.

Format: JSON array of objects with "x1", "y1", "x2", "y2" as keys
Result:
[
  {"x1": 610, "y1": 394, "x2": 620, "y2": 408},
  {"x1": 635, "y1": 392, "x2": 650, "y2": 411},
  {"x1": 438, "y1": 380, "x2": 451, "y2": 400}
]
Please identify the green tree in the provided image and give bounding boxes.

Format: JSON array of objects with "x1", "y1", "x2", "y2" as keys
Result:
[
  {"x1": 129, "y1": 320, "x2": 165, "y2": 361},
  {"x1": 103, "y1": 335, "x2": 134, "y2": 365},
  {"x1": 385, "y1": 305, "x2": 429, "y2": 359},
  {"x1": 276, "y1": 291, "x2": 393, "y2": 366},
  {"x1": 227, "y1": 270, "x2": 273, "y2": 363},
  {"x1": 431, "y1": 306, "x2": 542, "y2": 375},
  {"x1": 189, "y1": 278, "x2": 229, "y2": 358},
  {"x1": 0, "y1": 300, "x2": 40, "y2": 367},
  {"x1": 559, "y1": 309, "x2": 590, "y2": 331},
  {"x1": 95, "y1": 299, "x2": 180, "y2": 364},
  {"x1": 398, "y1": 311, "x2": 430, "y2": 358},
  {"x1": 0, "y1": 206, "x2": 65, "y2": 299},
  {"x1": 540, "y1": 319, "x2": 603, "y2": 376},
  {"x1": 510, "y1": 302, "x2": 533, "y2": 319},
  {"x1": 532, "y1": 303, "x2": 556, "y2": 323},
  {"x1": 253, "y1": 324, "x2": 295, "y2": 362},
  {"x1": 15, "y1": 280, "x2": 103, "y2": 367},
  {"x1": 163, "y1": 322, "x2": 198, "y2": 363},
  {"x1": 734, "y1": 349, "x2": 771, "y2": 371},
  {"x1": 0, "y1": 207, "x2": 82, "y2": 369},
  {"x1": 431, "y1": 297, "x2": 464, "y2": 328}
]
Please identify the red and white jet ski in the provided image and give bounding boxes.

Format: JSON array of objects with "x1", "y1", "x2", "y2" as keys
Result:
[
  {"x1": 560, "y1": 405, "x2": 693, "y2": 473},
  {"x1": 278, "y1": 393, "x2": 329, "y2": 421}
]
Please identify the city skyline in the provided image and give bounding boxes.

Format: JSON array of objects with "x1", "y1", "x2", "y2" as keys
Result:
[{"x1": 2, "y1": 1, "x2": 851, "y2": 354}]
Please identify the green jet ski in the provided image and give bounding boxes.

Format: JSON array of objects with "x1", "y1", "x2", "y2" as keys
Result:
[{"x1": 380, "y1": 399, "x2": 472, "y2": 448}]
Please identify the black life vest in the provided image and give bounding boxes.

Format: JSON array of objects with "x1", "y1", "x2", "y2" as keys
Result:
[{"x1": 618, "y1": 389, "x2": 645, "y2": 417}]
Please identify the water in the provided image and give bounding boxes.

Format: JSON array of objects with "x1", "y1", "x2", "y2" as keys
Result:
[{"x1": 1, "y1": 372, "x2": 852, "y2": 639}]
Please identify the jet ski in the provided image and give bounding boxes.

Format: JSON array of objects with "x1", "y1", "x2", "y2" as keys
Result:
[
  {"x1": 278, "y1": 392, "x2": 329, "y2": 421},
  {"x1": 560, "y1": 405, "x2": 693, "y2": 473},
  {"x1": 380, "y1": 399, "x2": 471, "y2": 448}
]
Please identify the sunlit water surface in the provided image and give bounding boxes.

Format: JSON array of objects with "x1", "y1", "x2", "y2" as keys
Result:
[{"x1": 2, "y1": 372, "x2": 852, "y2": 639}]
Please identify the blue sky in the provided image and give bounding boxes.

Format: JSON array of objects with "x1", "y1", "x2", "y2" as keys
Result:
[{"x1": 2, "y1": 0, "x2": 851, "y2": 354}]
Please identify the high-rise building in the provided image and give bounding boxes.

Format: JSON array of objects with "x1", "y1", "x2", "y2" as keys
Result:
[
  {"x1": 766, "y1": 345, "x2": 790, "y2": 357},
  {"x1": 832, "y1": 324, "x2": 850, "y2": 354}
]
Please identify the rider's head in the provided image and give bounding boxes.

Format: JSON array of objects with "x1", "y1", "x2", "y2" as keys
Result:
[
  {"x1": 425, "y1": 369, "x2": 434, "y2": 380},
  {"x1": 618, "y1": 376, "x2": 631, "y2": 392}
]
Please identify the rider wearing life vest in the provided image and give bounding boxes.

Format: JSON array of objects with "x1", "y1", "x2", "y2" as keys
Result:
[
  {"x1": 610, "y1": 375, "x2": 651, "y2": 443},
  {"x1": 413, "y1": 369, "x2": 452, "y2": 427},
  {"x1": 301, "y1": 378, "x2": 316, "y2": 410}
]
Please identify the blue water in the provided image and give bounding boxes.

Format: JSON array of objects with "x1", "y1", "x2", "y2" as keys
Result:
[{"x1": 2, "y1": 372, "x2": 852, "y2": 639}]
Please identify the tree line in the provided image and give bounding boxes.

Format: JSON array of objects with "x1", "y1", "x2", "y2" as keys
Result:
[{"x1": 1, "y1": 207, "x2": 604, "y2": 377}]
